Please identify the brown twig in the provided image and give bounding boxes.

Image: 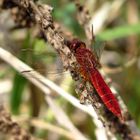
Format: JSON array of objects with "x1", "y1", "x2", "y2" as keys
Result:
[
  {"x1": 0, "y1": 105, "x2": 38, "y2": 140},
  {"x1": 127, "y1": 0, "x2": 138, "y2": 56}
]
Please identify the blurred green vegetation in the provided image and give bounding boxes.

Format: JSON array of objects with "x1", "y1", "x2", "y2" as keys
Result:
[
  {"x1": 0, "y1": 0, "x2": 140, "y2": 139},
  {"x1": 98, "y1": 23, "x2": 140, "y2": 41}
]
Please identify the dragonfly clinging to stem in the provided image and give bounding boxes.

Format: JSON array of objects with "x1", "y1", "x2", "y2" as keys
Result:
[{"x1": 66, "y1": 38, "x2": 123, "y2": 120}]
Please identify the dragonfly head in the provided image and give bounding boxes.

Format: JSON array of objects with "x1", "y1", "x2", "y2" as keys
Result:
[{"x1": 65, "y1": 39, "x2": 86, "y2": 53}]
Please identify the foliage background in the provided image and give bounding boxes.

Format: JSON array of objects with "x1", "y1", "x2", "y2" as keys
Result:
[{"x1": 0, "y1": 0, "x2": 140, "y2": 139}]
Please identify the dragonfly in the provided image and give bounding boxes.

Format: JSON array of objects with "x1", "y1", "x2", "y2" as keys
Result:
[
  {"x1": 66, "y1": 39, "x2": 123, "y2": 120},
  {"x1": 17, "y1": 36, "x2": 122, "y2": 120}
]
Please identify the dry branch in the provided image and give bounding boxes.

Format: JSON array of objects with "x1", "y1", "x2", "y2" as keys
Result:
[
  {"x1": 0, "y1": 105, "x2": 38, "y2": 140},
  {"x1": 30, "y1": 119, "x2": 77, "y2": 140}
]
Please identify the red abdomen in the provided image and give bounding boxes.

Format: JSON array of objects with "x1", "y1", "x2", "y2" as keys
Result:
[{"x1": 89, "y1": 68, "x2": 122, "y2": 119}]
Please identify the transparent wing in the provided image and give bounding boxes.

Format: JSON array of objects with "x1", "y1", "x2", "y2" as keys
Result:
[
  {"x1": 91, "y1": 37, "x2": 105, "y2": 61},
  {"x1": 20, "y1": 47, "x2": 69, "y2": 76}
]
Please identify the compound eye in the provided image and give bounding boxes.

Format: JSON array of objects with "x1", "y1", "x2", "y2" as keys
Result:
[{"x1": 72, "y1": 43, "x2": 77, "y2": 50}]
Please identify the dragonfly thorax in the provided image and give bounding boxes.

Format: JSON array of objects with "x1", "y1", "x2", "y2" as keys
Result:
[{"x1": 75, "y1": 47, "x2": 99, "y2": 69}]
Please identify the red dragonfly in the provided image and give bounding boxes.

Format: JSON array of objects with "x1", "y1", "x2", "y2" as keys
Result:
[{"x1": 66, "y1": 39, "x2": 123, "y2": 120}]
